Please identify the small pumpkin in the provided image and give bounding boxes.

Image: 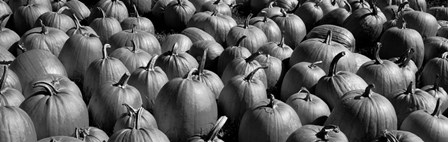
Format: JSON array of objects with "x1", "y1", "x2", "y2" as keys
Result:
[
  {"x1": 187, "y1": 10, "x2": 237, "y2": 45},
  {"x1": 226, "y1": 13, "x2": 268, "y2": 53},
  {"x1": 13, "y1": 0, "x2": 51, "y2": 35},
  {"x1": 164, "y1": 0, "x2": 196, "y2": 31},
  {"x1": 286, "y1": 125, "x2": 348, "y2": 142},
  {"x1": 286, "y1": 87, "x2": 331, "y2": 125},
  {"x1": 35, "y1": 6, "x2": 76, "y2": 32},
  {"x1": 421, "y1": 75, "x2": 448, "y2": 113},
  {"x1": 281, "y1": 61, "x2": 326, "y2": 99},
  {"x1": 188, "y1": 40, "x2": 224, "y2": 71},
  {"x1": 73, "y1": 127, "x2": 109, "y2": 142},
  {"x1": 120, "y1": 4, "x2": 155, "y2": 34},
  {"x1": 221, "y1": 52, "x2": 268, "y2": 87},
  {"x1": 110, "y1": 40, "x2": 152, "y2": 73},
  {"x1": 96, "y1": 0, "x2": 129, "y2": 22},
  {"x1": 155, "y1": 43, "x2": 199, "y2": 80},
  {"x1": 20, "y1": 20, "x2": 69, "y2": 57},
  {"x1": 216, "y1": 36, "x2": 251, "y2": 76},
  {"x1": 201, "y1": 0, "x2": 232, "y2": 16},
  {"x1": 89, "y1": 7, "x2": 122, "y2": 44},
  {"x1": 249, "y1": 12, "x2": 282, "y2": 43},
  {"x1": 257, "y1": 34, "x2": 293, "y2": 61},
  {"x1": 113, "y1": 104, "x2": 157, "y2": 132}
]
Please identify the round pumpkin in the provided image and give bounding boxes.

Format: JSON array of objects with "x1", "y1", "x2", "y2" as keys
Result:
[
  {"x1": 155, "y1": 43, "x2": 199, "y2": 80},
  {"x1": 0, "y1": 14, "x2": 20, "y2": 50},
  {"x1": 89, "y1": 7, "x2": 122, "y2": 44},
  {"x1": 113, "y1": 104, "x2": 157, "y2": 132},
  {"x1": 20, "y1": 20, "x2": 69, "y2": 57},
  {"x1": 0, "y1": 106, "x2": 37, "y2": 142},
  {"x1": 120, "y1": 4, "x2": 154, "y2": 34},
  {"x1": 286, "y1": 87, "x2": 331, "y2": 125},
  {"x1": 216, "y1": 36, "x2": 251, "y2": 76},
  {"x1": 13, "y1": 1, "x2": 51, "y2": 35},
  {"x1": 164, "y1": 0, "x2": 196, "y2": 31},
  {"x1": 96, "y1": 0, "x2": 129, "y2": 22},
  {"x1": 249, "y1": 13, "x2": 282, "y2": 43},
  {"x1": 110, "y1": 40, "x2": 152, "y2": 73},
  {"x1": 226, "y1": 14, "x2": 268, "y2": 53},
  {"x1": 35, "y1": 7, "x2": 76, "y2": 32},
  {"x1": 187, "y1": 11, "x2": 237, "y2": 45},
  {"x1": 108, "y1": 28, "x2": 161, "y2": 55},
  {"x1": 281, "y1": 61, "x2": 326, "y2": 99}
]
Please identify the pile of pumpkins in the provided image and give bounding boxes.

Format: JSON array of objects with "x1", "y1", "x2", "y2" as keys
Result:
[{"x1": 2, "y1": 0, "x2": 448, "y2": 141}]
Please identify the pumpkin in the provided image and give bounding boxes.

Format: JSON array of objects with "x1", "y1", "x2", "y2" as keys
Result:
[
  {"x1": 374, "y1": 130, "x2": 424, "y2": 142},
  {"x1": 257, "y1": 2, "x2": 283, "y2": 18},
  {"x1": 187, "y1": 11, "x2": 237, "y2": 45},
  {"x1": 13, "y1": 1, "x2": 51, "y2": 35},
  {"x1": 0, "y1": 0, "x2": 11, "y2": 28},
  {"x1": 318, "y1": 0, "x2": 352, "y2": 26},
  {"x1": 249, "y1": 13, "x2": 281, "y2": 43},
  {"x1": 96, "y1": 0, "x2": 129, "y2": 22},
  {"x1": 164, "y1": 0, "x2": 196, "y2": 31},
  {"x1": 23, "y1": 74, "x2": 82, "y2": 101},
  {"x1": 109, "y1": 107, "x2": 169, "y2": 142},
  {"x1": 161, "y1": 33, "x2": 193, "y2": 53},
  {"x1": 107, "y1": 27, "x2": 161, "y2": 55},
  {"x1": 82, "y1": 44, "x2": 129, "y2": 103},
  {"x1": 389, "y1": 47, "x2": 417, "y2": 88},
  {"x1": 121, "y1": 0, "x2": 153, "y2": 17},
  {"x1": 290, "y1": 31, "x2": 357, "y2": 74},
  {"x1": 254, "y1": 54, "x2": 283, "y2": 92},
  {"x1": 226, "y1": 14, "x2": 268, "y2": 53},
  {"x1": 58, "y1": 33, "x2": 103, "y2": 86},
  {"x1": 189, "y1": 0, "x2": 211, "y2": 12},
  {"x1": 429, "y1": 6, "x2": 448, "y2": 20},
  {"x1": 216, "y1": 36, "x2": 251, "y2": 76},
  {"x1": 36, "y1": 7, "x2": 75, "y2": 32},
  {"x1": 191, "y1": 49, "x2": 224, "y2": 99},
  {"x1": 155, "y1": 43, "x2": 199, "y2": 80},
  {"x1": 356, "y1": 43, "x2": 407, "y2": 99},
  {"x1": 181, "y1": 27, "x2": 216, "y2": 43},
  {"x1": 110, "y1": 40, "x2": 152, "y2": 73},
  {"x1": 398, "y1": 8, "x2": 438, "y2": 38},
  {"x1": 73, "y1": 127, "x2": 109, "y2": 142},
  {"x1": 218, "y1": 66, "x2": 268, "y2": 124},
  {"x1": 286, "y1": 87, "x2": 331, "y2": 125},
  {"x1": 20, "y1": 81, "x2": 88, "y2": 139},
  {"x1": 0, "y1": 63, "x2": 22, "y2": 92},
  {"x1": 201, "y1": 0, "x2": 232, "y2": 16},
  {"x1": 120, "y1": 4, "x2": 154, "y2": 34},
  {"x1": 390, "y1": 81, "x2": 437, "y2": 126},
  {"x1": 9, "y1": 49, "x2": 67, "y2": 90},
  {"x1": 305, "y1": 24, "x2": 356, "y2": 52},
  {"x1": 257, "y1": 35, "x2": 293, "y2": 61},
  {"x1": 63, "y1": 0, "x2": 90, "y2": 21},
  {"x1": 221, "y1": 52, "x2": 268, "y2": 87},
  {"x1": 271, "y1": 9, "x2": 307, "y2": 48},
  {"x1": 380, "y1": 21, "x2": 425, "y2": 68},
  {"x1": 349, "y1": 0, "x2": 370, "y2": 11},
  {"x1": 315, "y1": 52, "x2": 368, "y2": 109},
  {"x1": 113, "y1": 104, "x2": 157, "y2": 132},
  {"x1": 0, "y1": 66, "x2": 24, "y2": 107},
  {"x1": 421, "y1": 75, "x2": 448, "y2": 113},
  {"x1": 401, "y1": 99, "x2": 448, "y2": 142},
  {"x1": 128, "y1": 55, "x2": 169, "y2": 113},
  {"x1": 312, "y1": 0, "x2": 339, "y2": 15},
  {"x1": 150, "y1": 0, "x2": 174, "y2": 27},
  {"x1": 89, "y1": 7, "x2": 122, "y2": 44},
  {"x1": 0, "y1": 14, "x2": 19, "y2": 50},
  {"x1": 187, "y1": 116, "x2": 228, "y2": 142},
  {"x1": 343, "y1": 1, "x2": 386, "y2": 55},
  {"x1": 88, "y1": 73, "x2": 143, "y2": 134},
  {"x1": 423, "y1": 36, "x2": 448, "y2": 65},
  {"x1": 407, "y1": 0, "x2": 426, "y2": 12},
  {"x1": 249, "y1": 0, "x2": 270, "y2": 14},
  {"x1": 238, "y1": 94, "x2": 302, "y2": 142},
  {"x1": 37, "y1": 136, "x2": 83, "y2": 142},
  {"x1": 274, "y1": 0, "x2": 298, "y2": 12},
  {"x1": 286, "y1": 125, "x2": 348, "y2": 142},
  {"x1": 0, "y1": 106, "x2": 37, "y2": 142},
  {"x1": 0, "y1": 47, "x2": 15, "y2": 62},
  {"x1": 66, "y1": 14, "x2": 97, "y2": 36},
  {"x1": 281, "y1": 61, "x2": 326, "y2": 99},
  {"x1": 154, "y1": 68, "x2": 218, "y2": 142},
  {"x1": 294, "y1": 1, "x2": 324, "y2": 32},
  {"x1": 420, "y1": 52, "x2": 448, "y2": 93},
  {"x1": 9, "y1": 0, "x2": 51, "y2": 13},
  {"x1": 324, "y1": 84, "x2": 398, "y2": 142},
  {"x1": 188, "y1": 40, "x2": 224, "y2": 71}
]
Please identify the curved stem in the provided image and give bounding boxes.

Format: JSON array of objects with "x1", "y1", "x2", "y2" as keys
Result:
[
  {"x1": 382, "y1": 130, "x2": 399, "y2": 142},
  {"x1": 113, "y1": 73, "x2": 129, "y2": 87},
  {"x1": 398, "y1": 2, "x2": 409, "y2": 12},
  {"x1": 97, "y1": 7, "x2": 106, "y2": 18},
  {"x1": 177, "y1": 0, "x2": 181, "y2": 4},
  {"x1": 431, "y1": 98, "x2": 441, "y2": 116},
  {"x1": 245, "y1": 51, "x2": 262, "y2": 63},
  {"x1": 235, "y1": 36, "x2": 247, "y2": 47},
  {"x1": 391, "y1": 9, "x2": 397, "y2": 20},
  {"x1": 72, "y1": 13, "x2": 82, "y2": 34},
  {"x1": 130, "y1": 40, "x2": 137, "y2": 53},
  {"x1": 211, "y1": 10, "x2": 218, "y2": 16},
  {"x1": 308, "y1": 61, "x2": 323, "y2": 68},
  {"x1": 278, "y1": 31, "x2": 285, "y2": 47},
  {"x1": 298, "y1": 87, "x2": 312, "y2": 101},
  {"x1": 433, "y1": 74, "x2": 440, "y2": 91},
  {"x1": 134, "y1": 107, "x2": 143, "y2": 129},
  {"x1": 244, "y1": 13, "x2": 253, "y2": 29},
  {"x1": 442, "y1": 52, "x2": 448, "y2": 59},
  {"x1": 132, "y1": 4, "x2": 140, "y2": 18},
  {"x1": 197, "y1": 48, "x2": 208, "y2": 75},
  {"x1": 405, "y1": 81, "x2": 414, "y2": 94},
  {"x1": 33, "y1": 82, "x2": 58, "y2": 95},
  {"x1": 244, "y1": 66, "x2": 268, "y2": 81},
  {"x1": 281, "y1": 8, "x2": 287, "y2": 17},
  {"x1": 261, "y1": 11, "x2": 268, "y2": 22},
  {"x1": 344, "y1": 0, "x2": 352, "y2": 12},
  {"x1": 146, "y1": 55, "x2": 159, "y2": 70},
  {"x1": 0, "y1": 14, "x2": 10, "y2": 31},
  {"x1": 0, "y1": 66, "x2": 6, "y2": 90},
  {"x1": 186, "y1": 68, "x2": 198, "y2": 80},
  {"x1": 102, "y1": 44, "x2": 111, "y2": 59},
  {"x1": 324, "y1": 30, "x2": 332, "y2": 45},
  {"x1": 75, "y1": 128, "x2": 81, "y2": 139},
  {"x1": 316, "y1": 125, "x2": 340, "y2": 140},
  {"x1": 327, "y1": 52, "x2": 345, "y2": 77},
  {"x1": 171, "y1": 43, "x2": 178, "y2": 55},
  {"x1": 361, "y1": 84, "x2": 375, "y2": 98},
  {"x1": 206, "y1": 116, "x2": 228, "y2": 141},
  {"x1": 57, "y1": 6, "x2": 69, "y2": 14},
  {"x1": 374, "y1": 42, "x2": 383, "y2": 64},
  {"x1": 122, "y1": 103, "x2": 137, "y2": 128},
  {"x1": 39, "y1": 19, "x2": 47, "y2": 34},
  {"x1": 369, "y1": 0, "x2": 378, "y2": 15}
]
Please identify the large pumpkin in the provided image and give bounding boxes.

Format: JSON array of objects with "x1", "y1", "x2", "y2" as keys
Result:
[
  {"x1": 13, "y1": 1, "x2": 51, "y2": 35},
  {"x1": 0, "y1": 106, "x2": 37, "y2": 142},
  {"x1": 271, "y1": 9, "x2": 307, "y2": 48},
  {"x1": 325, "y1": 84, "x2": 398, "y2": 142},
  {"x1": 154, "y1": 68, "x2": 218, "y2": 142},
  {"x1": 35, "y1": 7, "x2": 76, "y2": 32},
  {"x1": 420, "y1": 52, "x2": 448, "y2": 94},
  {"x1": 20, "y1": 81, "x2": 88, "y2": 140},
  {"x1": 249, "y1": 13, "x2": 281, "y2": 43},
  {"x1": 187, "y1": 11, "x2": 237, "y2": 45}
]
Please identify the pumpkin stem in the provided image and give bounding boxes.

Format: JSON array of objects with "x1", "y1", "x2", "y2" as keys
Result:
[
  {"x1": 369, "y1": 0, "x2": 378, "y2": 15},
  {"x1": 0, "y1": 14, "x2": 10, "y2": 31},
  {"x1": 122, "y1": 103, "x2": 138, "y2": 128},
  {"x1": 244, "y1": 13, "x2": 253, "y2": 29},
  {"x1": 344, "y1": 0, "x2": 352, "y2": 12},
  {"x1": 308, "y1": 61, "x2": 322, "y2": 68},
  {"x1": 17, "y1": 43, "x2": 27, "y2": 53},
  {"x1": 75, "y1": 128, "x2": 81, "y2": 139},
  {"x1": 361, "y1": 84, "x2": 375, "y2": 98},
  {"x1": 405, "y1": 81, "x2": 414, "y2": 94},
  {"x1": 261, "y1": 11, "x2": 268, "y2": 22},
  {"x1": 431, "y1": 98, "x2": 442, "y2": 116},
  {"x1": 324, "y1": 30, "x2": 332, "y2": 45},
  {"x1": 246, "y1": 51, "x2": 262, "y2": 63},
  {"x1": 244, "y1": 66, "x2": 268, "y2": 81},
  {"x1": 211, "y1": 10, "x2": 218, "y2": 16},
  {"x1": 373, "y1": 42, "x2": 383, "y2": 64},
  {"x1": 97, "y1": 7, "x2": 106, "y2": 18},
  {"x1": 398, "y1": 2, "x2": 409, "y2": 13},
  {"x1": 130, "y1": 40, "x2": 137, "y2": 53},
  {"x1": 0, "y1": 61, "x2": 12, "y2": 65},
  {"x1": 390, "y1": 9, "x2": 397, "y2": 20},
  {"x1": 72, "y1": 13, "x2": 82, "y2": 34},
  {"x1": 102, "y1": 44, "x2": 111, "y2": 59},
  {"x1": 171, "y1": 43, "x2": 179, "y2": 55},
  {"x1": 0, "y1": 66, "x2": 6, "y2": 90},
  {"x1": 213, "y1": 0, "x2": 221, "y2": 4},
  {"x1": 39, "y1": 19, "x2": 48, "y2": 34},
  {"x1": 235, "y1": 36, "x2": 247, "y2": 47},
  {"x1": 57, "y1": 6, "x2": 69, "y2": 13},
  {"x1": 299, "y1": 87, "x2": 312, "y2": 101},
  {"x1": 206, "y1": 116, "x2": 228, "y2": 141},
  {"x1": 401, "y1": 18, "x2": 407, "y2": 29},
  {"x1": 145, "y1": 55, "x2": 159, "y2": 70},
  {"x1": 33, "y1": 82, "x2": 58, "y2": 95},
  {"x1": 281, "y1": 8, "x2": 287, "y2": 17},
  {"x1": 379, "y1": 130, "x2": 399, "y2": 142},
  {"x1": 186, "y1": 68, "x2": 199, "y2": 80},
  {"x1": 278, "y1": 31, "x2": 285, "y2": 47},
  {"x1": 267, "y1": 94, "x2": 276, "y2": 108},
  {"x1": 197, "y1": 48, "x2": 208, "y2": 75},
  {"x1": 177, "y1": 0, "x2": 182, "y2": 4},
  {"x1": 316, "y1": 125, "x2": 340, "y2": 140},
  {"x1": 132, "y1": 4, "x2": 140, "y2": 18},
  {"x1": 328, "y1": 52, "x2": 345, "y2": 77},
  {"x1": 113, "y1": 73, "x2": 130, "y2": 87},
  {"x1": 397, "y1": 47, "x2": 413, "y2": 68},
  {"x1": 433, "y1": 74, "x2": 440, "y2": 91},
  {"x1": 134, "y1": 107, "x2": 143, "y2": 129}
]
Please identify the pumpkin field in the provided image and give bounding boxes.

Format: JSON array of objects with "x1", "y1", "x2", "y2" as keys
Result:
[{"x1": 1, "y1": 0, "x2": 448, "y2": 141}]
